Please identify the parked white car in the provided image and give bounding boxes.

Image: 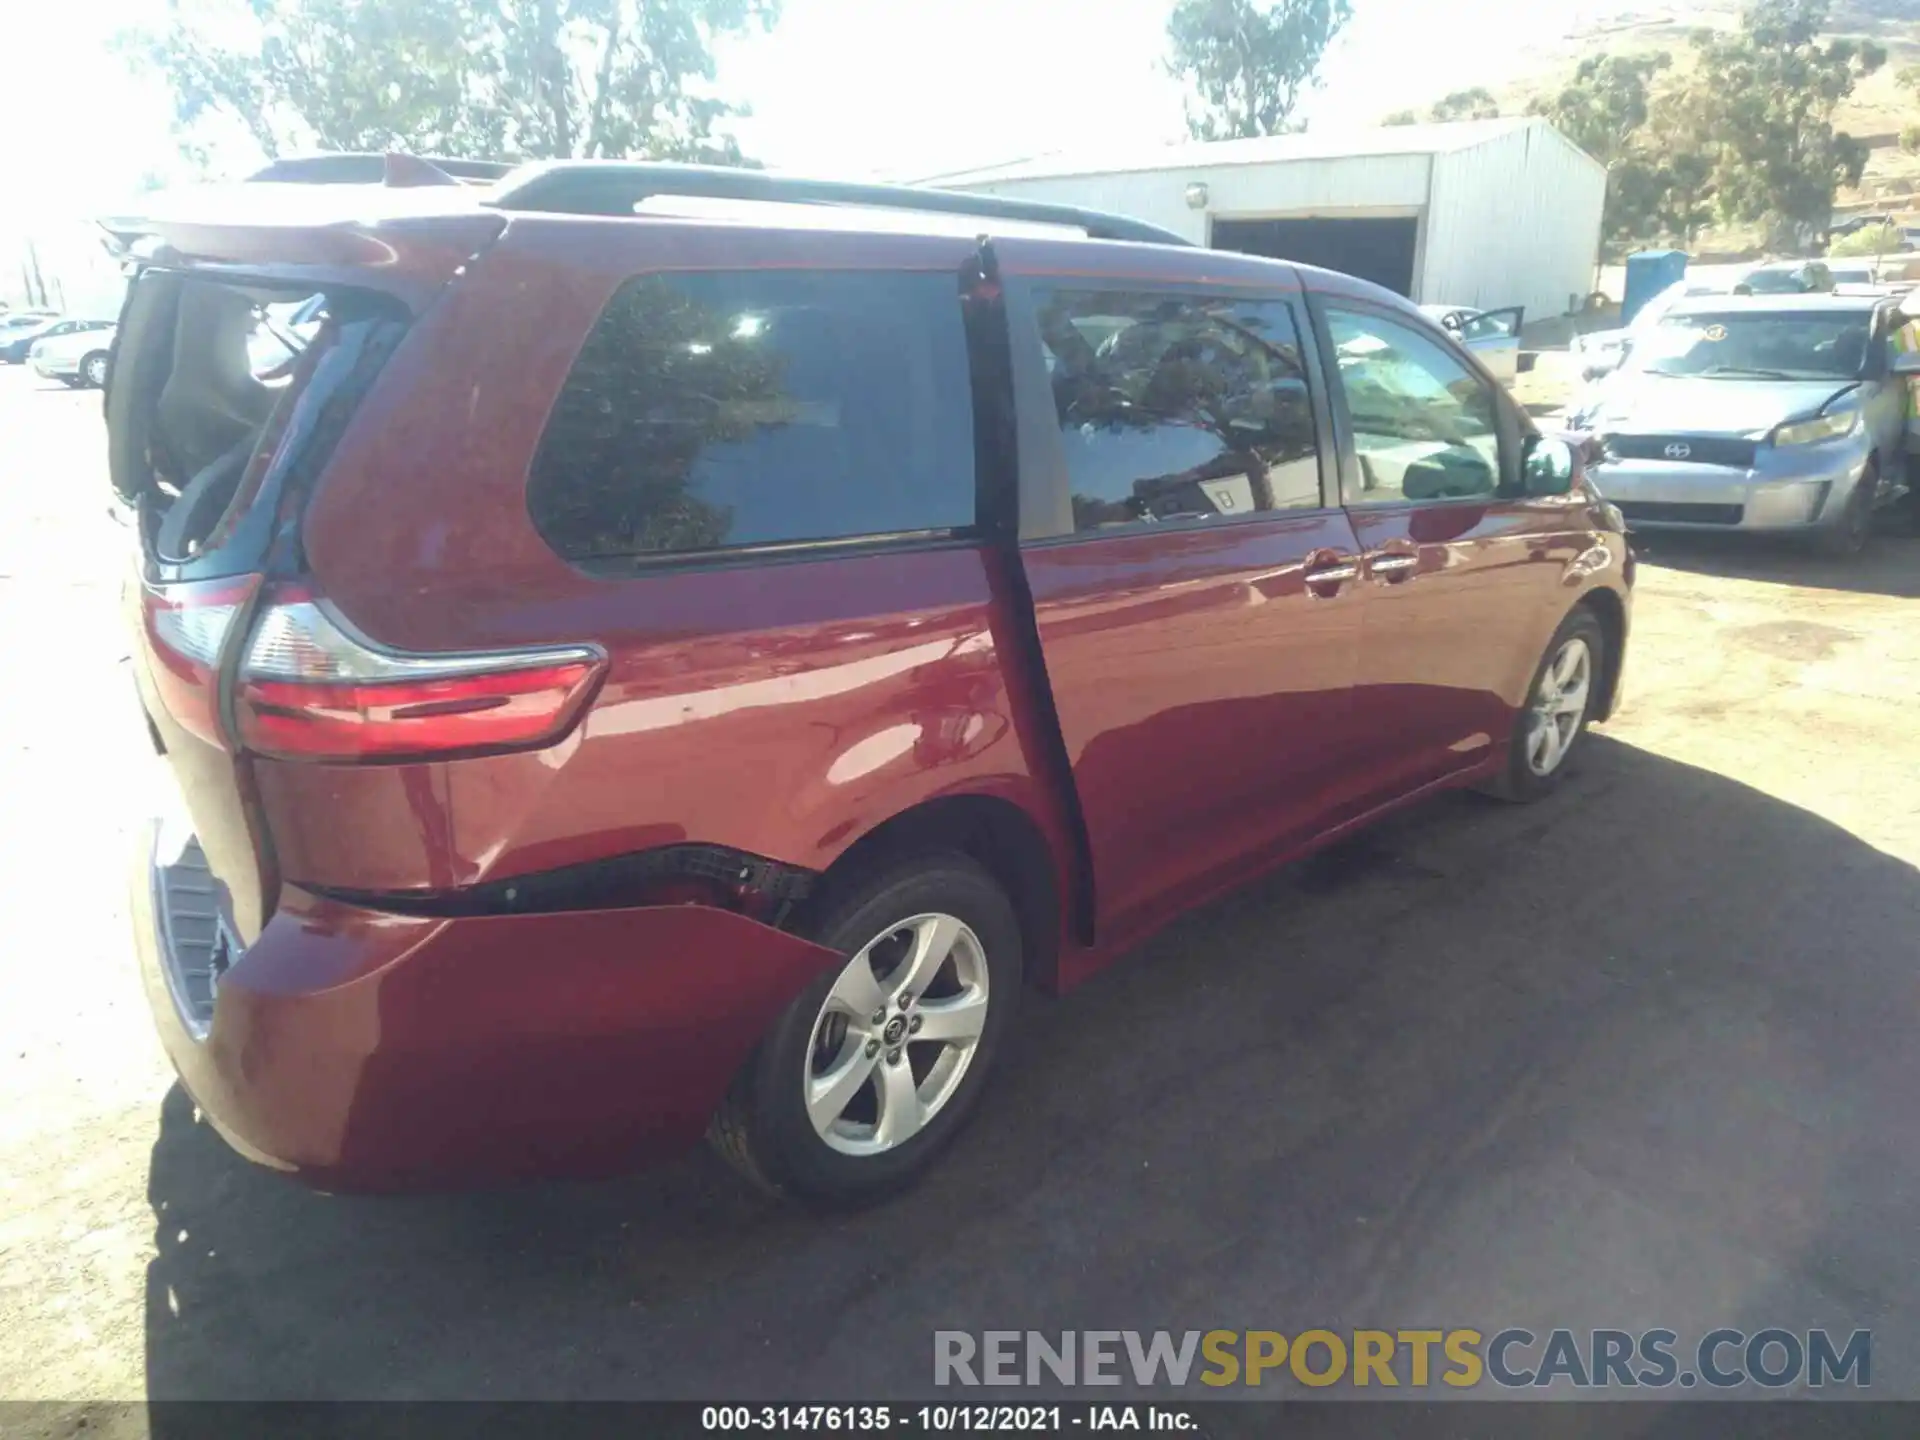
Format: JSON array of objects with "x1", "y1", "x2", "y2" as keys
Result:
[
  {"x1": 1420, "y1": 303, "x2": 1524, "y2": 384},
  {"x1": 29, "y1": 320, "x2": 117, "y2": 388}
]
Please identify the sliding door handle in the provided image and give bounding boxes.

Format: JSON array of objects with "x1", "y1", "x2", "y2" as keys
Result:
[
  {"x1": 1303, "y1": 556, "x2": 1360, "y2": 596},
  {"x1": 1366, "y1": 551, "x2": 1420, "y2": 582}
]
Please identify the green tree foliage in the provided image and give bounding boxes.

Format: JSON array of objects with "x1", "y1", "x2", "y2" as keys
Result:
[
  {"x1": 1530, "y1": 53, "x2": 1668, "y2": 167},
  {"x1": 1896, "y1": 66, "x2": 1920, "y2": 156},
  {"x1": 1427, "y1": 87, "x2": 1501, "y2": 122},
  {"x1": 1687, "y1": 0, "x2": 1882, "y2": 243},
  {"x1": 121, "y1": 0, "x2": 778, "y2": 166},
  {"x1": 1166, "y1": 0, "x2": 1354, "y2": 139},
  {"x1": 1383, "y1": 88, "x2": 1501, "y2": 125},
  {"x1": 1828, "y1": 221, "x2": 1902, "y2": 255},
  {"x1": 1602, "y1": 148, "x2": 1718, "y2": 245},
  {"x1": 1531, "y1": 0, "x2": 1879, "y2": 248},
  {"x1": 1531, "y1": 50, "x2": 1707, "y2": 242}
]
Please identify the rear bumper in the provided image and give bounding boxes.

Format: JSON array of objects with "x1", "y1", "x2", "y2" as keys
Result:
[{"x1": 132, "y1": 819, "x2": 844, "y2": 1190}]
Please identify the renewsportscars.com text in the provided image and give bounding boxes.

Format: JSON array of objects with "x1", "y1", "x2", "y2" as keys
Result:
[{"x1": 934, "y1": 1328, "x2": 1870, "y2": 1390}]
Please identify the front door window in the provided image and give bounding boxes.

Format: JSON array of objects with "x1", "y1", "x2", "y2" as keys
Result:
[{"x1": 1326, "y1": 307, "x2": 1502, "y2": 504}]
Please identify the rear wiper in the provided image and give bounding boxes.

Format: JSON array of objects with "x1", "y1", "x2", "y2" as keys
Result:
[{"x1": 258, "y1": 313, "x2": 313, "y2": 358}]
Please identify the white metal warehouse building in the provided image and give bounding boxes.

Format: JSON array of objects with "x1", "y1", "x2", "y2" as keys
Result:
[{"x1": 923, "y1": 117, "x2": 1605, "y2": 328}]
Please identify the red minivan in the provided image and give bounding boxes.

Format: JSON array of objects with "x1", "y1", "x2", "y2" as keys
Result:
[{"x1": 112, "y1": 159, "x2": 1632, "y2": 1204}]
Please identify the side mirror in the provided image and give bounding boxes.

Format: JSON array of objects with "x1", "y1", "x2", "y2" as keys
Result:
[
  {"x1": 1403, "y1": 449, "x2": 1497, "y2": 501},
  {"x1": 1522, "y1": 435, "x2": 1578, "y2": 497}
]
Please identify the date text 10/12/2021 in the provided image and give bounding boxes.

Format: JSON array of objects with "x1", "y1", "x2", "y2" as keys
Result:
[{"x1": 701, "y1": 1407, "x2": 1196, "y2": 1431}]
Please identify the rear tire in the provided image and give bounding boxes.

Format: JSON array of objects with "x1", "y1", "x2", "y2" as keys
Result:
[
  {"x1": 1481, "y1": 607, "x2": 1606, "y2": 804},
  {"x1": 710, "y1": 853, "x2": 1022, "y2": 1206},
  {"x1": 1903, "y1": 462, "x2": 1920, "y2": 538},
  {"x1": 79, "y1": 353, "x2": 109, "y2": 389}
]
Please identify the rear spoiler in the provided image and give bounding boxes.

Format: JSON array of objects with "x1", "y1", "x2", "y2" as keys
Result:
[
  {"x1": 96, "y1": 158, "x2": 508, "y2": 311},
  {"x1": 245, "y1": 154, "x2": 517, "y2": 186}
]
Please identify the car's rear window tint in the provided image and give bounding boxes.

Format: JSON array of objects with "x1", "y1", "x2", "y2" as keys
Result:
[{"x1": 529, "y1": 270, "x2": 977, "y2": 563}]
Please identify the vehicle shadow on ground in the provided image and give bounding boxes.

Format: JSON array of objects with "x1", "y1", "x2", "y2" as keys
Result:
[
  {"x1": 142, "y1": 735, "x2": 1920, "y2": 1400},
  {"x1": 7, "y1": 370, "x2": 86, "y2": 394},
  {"x1": 1633, "y1": 525, "x2": 1920, "y2": 600}
]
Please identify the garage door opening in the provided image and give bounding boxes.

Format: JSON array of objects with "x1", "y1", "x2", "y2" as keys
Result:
[{"x1": 1211, "y1": 216, "x2": 1420, "y2": 297}]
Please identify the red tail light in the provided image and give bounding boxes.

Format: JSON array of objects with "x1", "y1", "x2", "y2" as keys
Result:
[
  {"x1": 141, "y1": 576, "x2": 263, "y2": 747},
  {"x1": 234, "y1": 590, "x2": 605, "y2": 761}
]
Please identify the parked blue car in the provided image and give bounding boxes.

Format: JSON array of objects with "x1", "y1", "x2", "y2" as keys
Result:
[{"x1": 1570, "y1": 293, "x2": 1916, "y2": 556}]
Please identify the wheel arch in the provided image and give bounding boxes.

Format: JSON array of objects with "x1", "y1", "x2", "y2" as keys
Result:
[
  {"x1": 1576, "y1": 585, "x2": 1628, "y2": 723},
  {"x1": 802, "y1": 793, "x2": 1068, "y2": 994}
]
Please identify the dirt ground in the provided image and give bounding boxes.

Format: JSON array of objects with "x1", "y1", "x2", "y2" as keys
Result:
[{"x1": 1, "y1": 364, "x2": 1917, "y2": 1409}]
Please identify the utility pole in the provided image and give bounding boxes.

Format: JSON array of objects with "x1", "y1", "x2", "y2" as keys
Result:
[{"x1": 23, "y1": 238, "x2": 48, "y2": 309}]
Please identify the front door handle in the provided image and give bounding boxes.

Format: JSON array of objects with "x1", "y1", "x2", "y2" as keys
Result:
[{"x1": 1366, "y1": 548, "x2": 1420, "y2": 583}]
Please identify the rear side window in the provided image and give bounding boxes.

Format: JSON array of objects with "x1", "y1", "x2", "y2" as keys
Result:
[{"x1": 530, "y1": 271, "x2": 977, "y2": 563}]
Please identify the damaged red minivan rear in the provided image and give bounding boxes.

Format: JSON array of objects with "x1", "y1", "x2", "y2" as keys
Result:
[{"x1": 116, "y1": 161, "x2": 1630, "y2": 1204}]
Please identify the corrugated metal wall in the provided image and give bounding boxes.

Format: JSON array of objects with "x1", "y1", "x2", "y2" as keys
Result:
[
  {"x1": 1421, "y1": 121, "x2": 1605, "y2": 322},
  {"x1": 949, "y1": 122, "x2": 1604, "y2": 324},
  {"x1": 957, "y1": 153, "x2": 1432, "y2": 247}
]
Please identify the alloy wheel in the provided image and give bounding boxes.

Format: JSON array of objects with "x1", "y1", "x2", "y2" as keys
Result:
[
  {"x1": 83, "y1": 355, "x2": 107, "y2": 388},
  {"x1": 803, "y1": 912, "x2": 990, "y2": 1157},
  {"x1": 1525, "y1": 636, "x2": 1592, "y2": 777}
]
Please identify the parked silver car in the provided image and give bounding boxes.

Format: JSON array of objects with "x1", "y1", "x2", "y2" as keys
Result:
[
  {"x1": 1731, "y1": 259, "x2": 1836, "y2": 295},
  {"x1": 1569, "y1": 293, "x2": 1915, "y2": 556}
]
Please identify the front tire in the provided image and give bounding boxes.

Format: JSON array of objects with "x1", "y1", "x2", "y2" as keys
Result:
[
  {"x1": 1813, "y1": 461, "x2": 1877, "y2": 558},
  {"x1": 1483, "y1": 607, "x2": 1606, "y2": 803},
  {"x1": 710, "y1": 853, "x2": 1022, "y2": 1205}
]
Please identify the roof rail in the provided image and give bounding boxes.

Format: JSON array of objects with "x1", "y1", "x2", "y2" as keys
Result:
[
  {"x1": 246, "y1": 154, "x2": 518, "y2": 186},
  {"x1": 482, "y1": 161, "x2": 1194, "y2": 247}
]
